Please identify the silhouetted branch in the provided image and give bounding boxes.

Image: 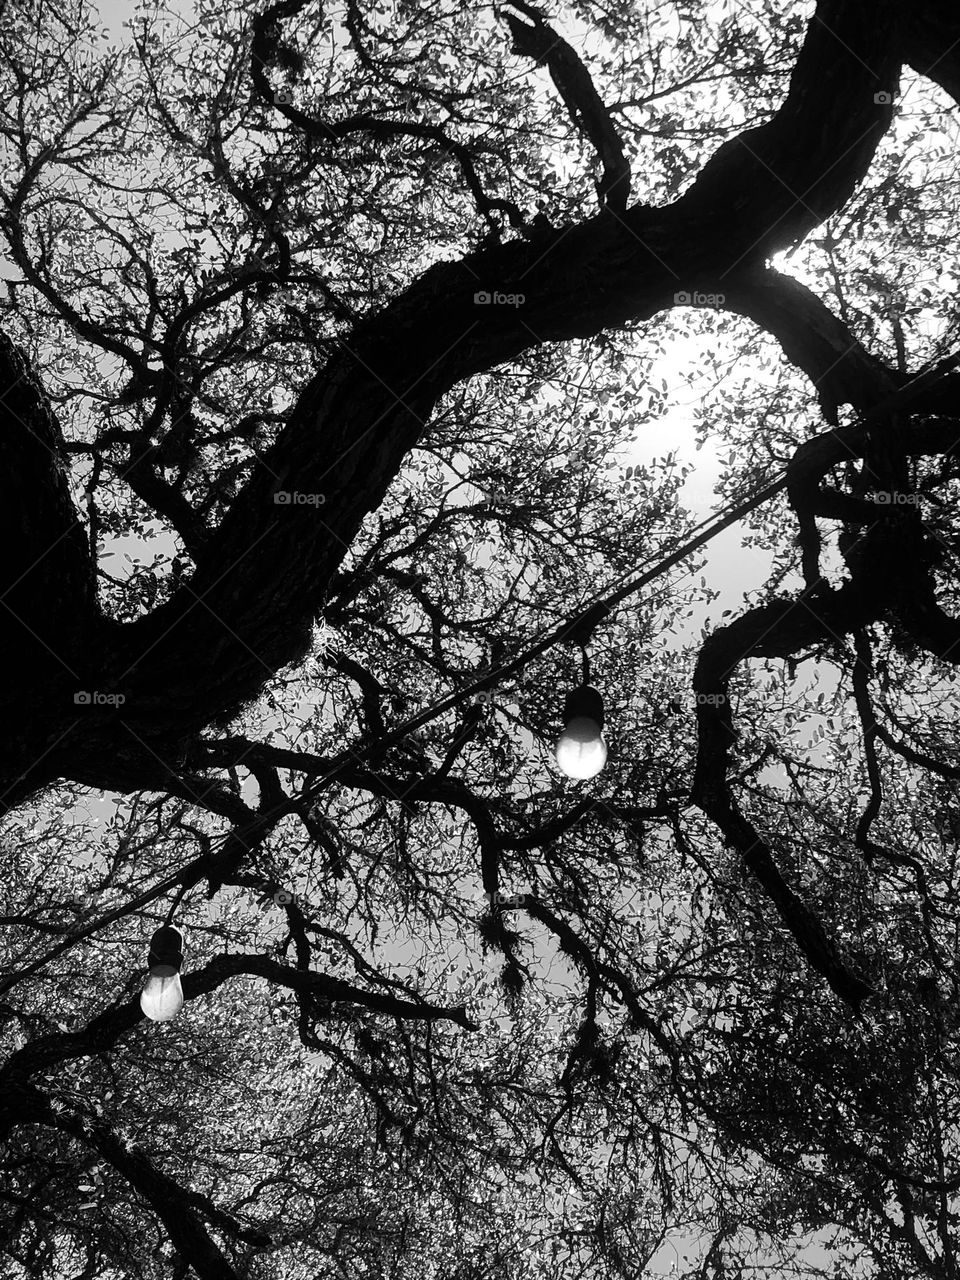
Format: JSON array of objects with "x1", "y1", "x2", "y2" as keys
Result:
[{"x1": 502, "y1": 0, "x2": 630, "y2": 211}]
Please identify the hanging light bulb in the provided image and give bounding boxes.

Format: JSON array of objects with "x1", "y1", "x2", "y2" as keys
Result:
[
  {"x1": 140, "y1": 925, "x2": 184, "y2": 1022},
  {"x1": 556, "y1": 684, "x2": 607, "y2": 779}
]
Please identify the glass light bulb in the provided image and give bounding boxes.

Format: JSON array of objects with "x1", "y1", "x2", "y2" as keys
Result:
[
  {"x1": 556, "y1": 715, "x2": 607, "y2": 779},
  {"x1": 140, "y1": 971, "x2": 184, "y2": 1022}
]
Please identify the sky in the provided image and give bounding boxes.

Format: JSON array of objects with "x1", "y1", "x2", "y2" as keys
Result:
[
  {"x1": 3, "y1": 1, "x2": 884, "y2": 1274},
  {"x1": 74, "y1": 0, "x2": 779, "y2": 639}
]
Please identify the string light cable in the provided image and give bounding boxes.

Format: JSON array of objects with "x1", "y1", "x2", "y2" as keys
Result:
[{"x1": 2, "y1": 348, "x2": 958, "y2": 994}]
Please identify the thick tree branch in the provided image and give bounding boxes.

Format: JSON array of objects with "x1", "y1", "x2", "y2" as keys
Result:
[
  {"x1": 673, "y1": 1, "x2": 899, "y2": 256},
  {"x1": 89, "y1": 0, "x2": 905, "y2": 749},
  {"x1": 0, "y1": 1083, "x2": 258, "y2": 1277},
  {"x1": 904, "y1": 0, "x2": 960, "y2": 104},
  {"x1": 719, "y1": 269, "x2": 897, "y2": 423},
  {"x1": 4, "y1": 0, "x2": 951, "y2": 847},
  {"x1": 0, "y1": 332, "x2": 97, "y2": 700},
  {"x1": 502, "y1": 0, "x2": 630, "y2": 211},
  {"x1": 1, "y1": 952, "x2": 477, "y2": 1091},
  {"x1": 686, "y1": 400, "x2": 960, "y2": 1004},
  {"x1": 690, "y1": 585, "x2": 879, "y2": 1009},
  {"x1": 50, "y1": 1110, "x2": 248, "y2": 1280},
  {"x1": 323, "y1": 650, "x2": 387, "y2": 738},
  {"x1": 850, "y1": 631, "x2": 885, "y2": 863},
  {"x1": 119, "y1": 439, "x2": 210, "y2": 557}
]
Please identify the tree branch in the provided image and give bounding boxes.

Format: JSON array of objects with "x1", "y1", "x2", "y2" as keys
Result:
[
  {"x1": 48, "y1": 1109, "x2": 248, "y2": 1280},
  {"x1": 0, "y1": 332, "x2": 97, "y2": 701},
  {"x1": 1, "y1": 952, "x2": 477, "y2": 1089},
  {"x1": 502, "y1": 0, "x2": 630, "y2": 211},
  {"x1": 4, "y1": 0, "x2": 939, "y2": 821},
  {"x1": 250, "y1": 0, "x2": 525, "y2": 231}
]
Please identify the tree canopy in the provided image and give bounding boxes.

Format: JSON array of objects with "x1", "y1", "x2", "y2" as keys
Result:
[{"x1": 1, "y1": 0, "x2": 960, "y2": 1275}]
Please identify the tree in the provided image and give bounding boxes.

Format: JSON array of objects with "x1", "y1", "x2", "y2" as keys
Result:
[{"x1": 1, "y1": 0, "x2": 959, "y2": 1275}]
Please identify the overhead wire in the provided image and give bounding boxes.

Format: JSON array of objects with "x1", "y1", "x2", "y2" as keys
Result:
[{"x1": 3, "y1": 347, "x2": 959, "y2": 994}]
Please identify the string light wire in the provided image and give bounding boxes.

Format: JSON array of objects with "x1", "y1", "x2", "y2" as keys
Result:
[{"x1": 2, "y1": 348, "x2": 958, "y2": 994}]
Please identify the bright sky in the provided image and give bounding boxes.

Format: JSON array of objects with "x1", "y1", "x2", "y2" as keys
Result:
[{"x1": 9, "y1": 2, "x2": 885, "y2": 1273}]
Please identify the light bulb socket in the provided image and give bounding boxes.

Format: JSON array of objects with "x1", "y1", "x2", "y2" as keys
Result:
[
  {"x1": 147, "y1": 925, "x2": 184, "y2": 975},
  {"x1": 565, "y1": 602, "x2": 610, "y2": 648},
  {"x1": 563, "y1": 684, "x2": 604, "y2": 729}
]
